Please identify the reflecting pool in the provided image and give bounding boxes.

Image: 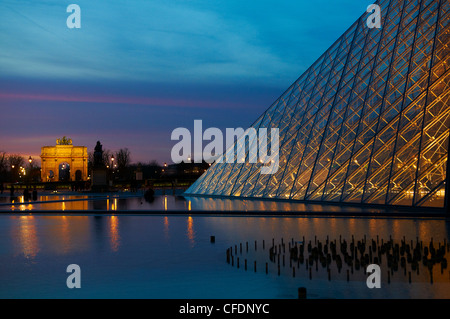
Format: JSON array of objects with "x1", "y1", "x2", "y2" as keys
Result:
[
  {"x1": 0, "y1": 192, "x2": 420, "y2": 214},
  {"x1": 0, "y1": 213, "x2": 449, "y2": 298}
]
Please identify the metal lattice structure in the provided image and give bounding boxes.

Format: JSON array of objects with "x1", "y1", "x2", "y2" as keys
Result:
[{"x1": 185, "y1": 0, "x2": 450, "y2": 211}]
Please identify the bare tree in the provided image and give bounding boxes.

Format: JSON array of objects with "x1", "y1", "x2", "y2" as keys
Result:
[
  {"x1": 115, "y1": 148, "x2": 131, "y2": 170},
  {"x1": 8, "y1": 154, "x2": 24, "y2": 169},
  {"x1": 0, "y1": 151, "x2": 7, "y2": 180},
  {"x1": 102, "y1": 149, "x2": 112, "y2": 167},
  {"x1": 88, "y1": 151, "x2": 94, "y2": 166}
]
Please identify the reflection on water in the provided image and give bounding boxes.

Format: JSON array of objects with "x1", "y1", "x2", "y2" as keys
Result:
[
  {"x1": 186, "y1": 216, "x2": 195, "y2": 247},
  {"x1": 0, "y1": 214, "x2": 449, "y2": 298},
  {"x1": 12, "y1": 216, "x2": 39, "y2": 259},
  {"x1": 228, "y1": 235, "x2": 449, "y2": 287},
  {"x1": 109, "y1": 216, "x2": 120, "y2": 252},
  {"x1": 163, "y1": 216, "x2": 169, "y2": 240},
  {"x1": 0, "y1": 194, "x2": 410, "y2": 213}
]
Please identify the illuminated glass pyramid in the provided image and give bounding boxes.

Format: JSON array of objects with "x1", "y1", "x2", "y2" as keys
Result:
[{"x1": 185, "y1": 0, "x2": 450, "y2": 209}]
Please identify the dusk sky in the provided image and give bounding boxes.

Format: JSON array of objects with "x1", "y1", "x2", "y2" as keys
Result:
[{"x1": 0, "y1": 0, "x2": 374, "y2": 165}]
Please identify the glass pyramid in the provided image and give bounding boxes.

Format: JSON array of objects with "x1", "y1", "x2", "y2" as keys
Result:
[{"x1": 185, "y1": 0, "x2": 450, "y2": 210}]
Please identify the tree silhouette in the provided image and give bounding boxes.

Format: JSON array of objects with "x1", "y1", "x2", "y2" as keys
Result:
[{"x1": 115, "y1": 148, "x2": 130, "y2": 170}]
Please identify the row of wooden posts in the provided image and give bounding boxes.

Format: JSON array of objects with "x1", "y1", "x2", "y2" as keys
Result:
[{"x1": 225, "y1": 235, "x2": 450, "y2": 285}]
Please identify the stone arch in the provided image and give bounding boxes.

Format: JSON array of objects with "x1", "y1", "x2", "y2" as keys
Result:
[{"x1": 40, "y1": 139, "x2": 88, "y2": 182}]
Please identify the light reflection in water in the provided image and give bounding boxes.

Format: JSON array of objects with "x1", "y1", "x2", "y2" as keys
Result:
[
  {"x1": 5, "y1": 193, "x2": 443, "y2": 213},
  {"x1": 61, "y1": 216, "x2": 70, "y2": 254},
  {"x1": 187, "y1": 216, "x2": 195, "y2": 246},
  {"x1": 12, "y1": 216, "x2": 39, "y2": 259},
  {"x1": 109, "y1": 215, "x2": 120, "y2": 252},
  {"x1": 43, "y1": 216, "x2": 90, "y2": 254},
  {"x1": 164, "y1": 216, "x2": 169, "y2": 240},
  {"x1": 1, "y1": 214, "x2": 449, "y2": 298}
]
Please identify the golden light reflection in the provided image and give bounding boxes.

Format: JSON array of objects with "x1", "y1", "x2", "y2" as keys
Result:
[
  {"x1": 44, "y1": 216, "x2": 90, "y2": 254},
  {"x1": 164, "y1": 196, "x2": 168, "y2": 211},
  {"x1": 188, "y1": 200, "x2": 191, "y2": 211},
  {"x1": 187, "y1": 216, "x2": 195, "y2": 246},
  {"x1": 164, "y1": 216, "x2": 169, "y2": 240},
  {"x1": 60, "y1": 215, "x2": 71, "y2": 254},
  {"x1": 109, "y1": 215, "x2": 120, "y2": 252},
  {"x1": 15, "y1": 216, "x2": 39, "y2": 258}
]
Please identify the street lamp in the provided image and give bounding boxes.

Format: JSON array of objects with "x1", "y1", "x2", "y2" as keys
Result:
[
  {"x1": 10, "y1": 164, "x2": 15, "y2": 183},
  {"x1": 28, "y1": 156, "x2": 32, "y2": 184},
  {"x1": 111, "y1": 155, "x2": 115, "y2": 182}
]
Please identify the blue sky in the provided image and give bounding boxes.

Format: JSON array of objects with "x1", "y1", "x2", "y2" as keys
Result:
[{"x1": 0, "y1": 0, "x2": 374, "y2": 164}]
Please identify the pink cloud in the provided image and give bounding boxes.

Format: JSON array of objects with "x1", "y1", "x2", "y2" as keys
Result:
[{"x1": 0, "y1": 92, "x2": 243, "y2": 109}]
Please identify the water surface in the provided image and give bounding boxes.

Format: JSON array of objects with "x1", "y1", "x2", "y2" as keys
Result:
[{"x1": 1, "y1": 213, "x2": 449, "y2": 299}]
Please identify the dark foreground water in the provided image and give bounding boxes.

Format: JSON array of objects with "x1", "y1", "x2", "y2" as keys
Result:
[{"x1": 1, "y1": 211, "x2": 449, "y2": 299}]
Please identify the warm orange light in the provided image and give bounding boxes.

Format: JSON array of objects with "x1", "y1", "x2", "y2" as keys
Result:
[{"x1": 110, "y1": 216, "x2": 120, "y2": 252}]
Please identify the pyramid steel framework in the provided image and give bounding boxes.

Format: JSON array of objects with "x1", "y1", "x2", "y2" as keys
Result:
[{"x1": 185, "y1": 0, "x2": 450, "y2": 211}]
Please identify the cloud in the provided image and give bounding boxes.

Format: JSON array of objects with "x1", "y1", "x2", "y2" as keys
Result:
[
  {"x1": 0, "y1": 91, "x2": 247, "y2": 109},
  {"x1": 0, "y1": 0, "x2": 375, "y2": 164},
  {"x1": 0, "y1": 0, "x2": 295, "y2": 84}
]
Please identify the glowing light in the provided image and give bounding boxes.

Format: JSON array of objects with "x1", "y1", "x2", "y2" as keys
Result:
[
  {"x1": 163, "y1": 216, "x2": 169, "y2": 239},
  {"x1": 187, "y1": 216, "x2": 195, "y2": 246},
  {"x1": 110, "y1": 216, "x2": 120, "y2": 252},
  {"x1": 16, "y1": 216, "x2": 39, "y2": 258}
]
